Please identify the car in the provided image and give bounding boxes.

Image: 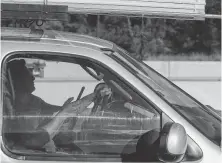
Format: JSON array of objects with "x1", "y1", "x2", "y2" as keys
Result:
[{"x1": 1, "y1": 27, "x2": 221, "y2": 163}]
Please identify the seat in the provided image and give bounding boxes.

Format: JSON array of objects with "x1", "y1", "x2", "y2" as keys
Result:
[{"x1": 1, "y1": 60, "x2": 17, "y2": 148}]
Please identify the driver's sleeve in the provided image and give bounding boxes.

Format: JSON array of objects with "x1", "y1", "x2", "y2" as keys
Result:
[
  {"x1": 18, "y1": 96, "x2": 59, "y2": 150},
  {"x1": 40, "y1": 99, "x2": 62, "y2": 115},
  {"x1": 22, "y1": 94, "x2": 95, "y2": 149}
]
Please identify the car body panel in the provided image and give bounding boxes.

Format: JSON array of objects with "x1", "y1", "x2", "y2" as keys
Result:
[
  {"x1": 1, "y1": 27, "x2": 114, "y2": 50},
  {"x1": 1, "y1": 29, "x2": 221, "y2": 163}
]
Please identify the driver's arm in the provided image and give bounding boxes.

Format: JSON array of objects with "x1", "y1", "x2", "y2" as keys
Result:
[
  {"x1": 21, "y1": 87, "x2": 110, "y2": 150},
  {"x1": 18, "y1": 96, "x2": 94, "y2": 150},
  {"x1": 40, "y1": 85, "x2": 111, "y2": 140},
  {"x1": 40, "y1": 94, "x2": 95, "y2": 116},
  {"x1": 28, "y1": 93, "x2": 96, "y2": 149},
  {"x1": 41, "y1": 101, "x2": 62, "y2": 115}
]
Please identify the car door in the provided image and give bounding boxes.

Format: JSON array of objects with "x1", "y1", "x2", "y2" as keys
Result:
[
  {"x1": 1, "y1": 49, "x2": 161, "y2": 161},
  {"x1": 0, "y1": 48, "x2": 206, "y2": 163},
  {"x1": 78, "y1": 96, "x2": 161, "y2": 155}
]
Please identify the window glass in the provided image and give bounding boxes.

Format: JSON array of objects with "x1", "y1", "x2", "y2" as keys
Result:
[
  {"x1": 2, "y1": 54, "x2": 160, "y2": 161},
  {"x1": 31, "y1": 60, "x2": 97, "y2": 106},
  {"x1": 115, "y1": 46, "x2": 221, "y2": 147}
]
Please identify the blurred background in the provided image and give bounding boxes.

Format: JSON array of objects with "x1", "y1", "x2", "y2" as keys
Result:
[
  {"x1": 1, "y1": 0, "x2": 221, "y2": 110},
  {"x1": 1, "y1": 0, "x2": 221, "y2": 61}
]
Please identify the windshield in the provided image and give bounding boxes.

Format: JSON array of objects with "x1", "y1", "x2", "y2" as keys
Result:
[{"x1": 114, "y1": 46, "x2": 221, "y2": 147}]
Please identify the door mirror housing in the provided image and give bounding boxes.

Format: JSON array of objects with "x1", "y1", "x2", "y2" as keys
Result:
[
  {"x1": 158, "y1": 122, "x2": 188, "y2": 162},
  {"x1": 136, "y1": 122, "x2": 188, "y2": 162}
]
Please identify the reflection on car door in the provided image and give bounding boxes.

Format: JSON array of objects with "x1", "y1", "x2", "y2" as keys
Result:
[{"x1": 74, "y1": 101, "x2": 160, "y2": 155}]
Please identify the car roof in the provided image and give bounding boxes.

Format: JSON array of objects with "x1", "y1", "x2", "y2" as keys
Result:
[{"x1": 1, "y1": 27, "x2": 115, "y2": 51}]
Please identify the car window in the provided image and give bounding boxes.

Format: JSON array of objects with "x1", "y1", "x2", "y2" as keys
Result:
[
  {"x1": 31, "y1": 60, "x2": 98, "y2": 106},
  {"x1": 115, "y1": 46, "x2": 221, "y2": 147},
  {"x1": 2, "y1": 53, "x2": 160, "y2": 161}
]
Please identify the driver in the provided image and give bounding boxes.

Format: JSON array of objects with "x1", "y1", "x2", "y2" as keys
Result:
[{"x1": 5, "y1": 59, "x2": 111, "y2": 151}]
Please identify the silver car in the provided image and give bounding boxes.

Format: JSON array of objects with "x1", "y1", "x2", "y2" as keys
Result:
[{"x1": 1, "y1": 27, "x2": 221, "y2": 163}]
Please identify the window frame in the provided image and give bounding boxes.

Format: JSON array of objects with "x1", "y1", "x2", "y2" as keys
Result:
[
  {"x1": 1, "y1": 50, "x2": 203, "y2": 162},
  {"x1": 1, "y1": 50, "x2": 163, "y2": 161}
]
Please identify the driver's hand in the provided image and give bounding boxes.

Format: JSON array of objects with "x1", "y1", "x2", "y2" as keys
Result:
[
  {"x1": 62, "y1": 97, "x2": 74, "y2": 107},
  {"x1": 60, "y1": 97, "x2": 80, "y2": 116},
  {"x1": 60, "y1": 96, "x2": 93, "y2": 116}
]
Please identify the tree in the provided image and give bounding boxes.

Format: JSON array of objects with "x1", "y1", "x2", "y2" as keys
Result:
[{"x1": 1, "y1": 0, "x2": 221, "y2": 60}]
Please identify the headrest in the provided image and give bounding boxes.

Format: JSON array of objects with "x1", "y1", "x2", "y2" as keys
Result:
[{"x1": 7, "y1": 59, "x2": 27, "y2": 80}]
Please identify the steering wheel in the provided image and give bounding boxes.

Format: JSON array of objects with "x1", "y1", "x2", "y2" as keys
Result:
[{"x1": 91, "y1": 83, "x2": 112, "y2": 114}]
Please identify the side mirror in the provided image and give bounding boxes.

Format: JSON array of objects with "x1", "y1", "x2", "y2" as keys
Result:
[
  {"x1": 136, "y1": 122, "x2": 187, "y2": 162},
  {"x1": 158, "y1": 122, "x2": 188, "y2": 162}
]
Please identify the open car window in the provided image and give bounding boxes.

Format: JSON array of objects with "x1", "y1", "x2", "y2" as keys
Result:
[
  {"x1": 1, "y1": 52, "x2": 161, "y2": 162},
  {"x1": 1, "y1": 51, "x2": 205, "y2": 162}
]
